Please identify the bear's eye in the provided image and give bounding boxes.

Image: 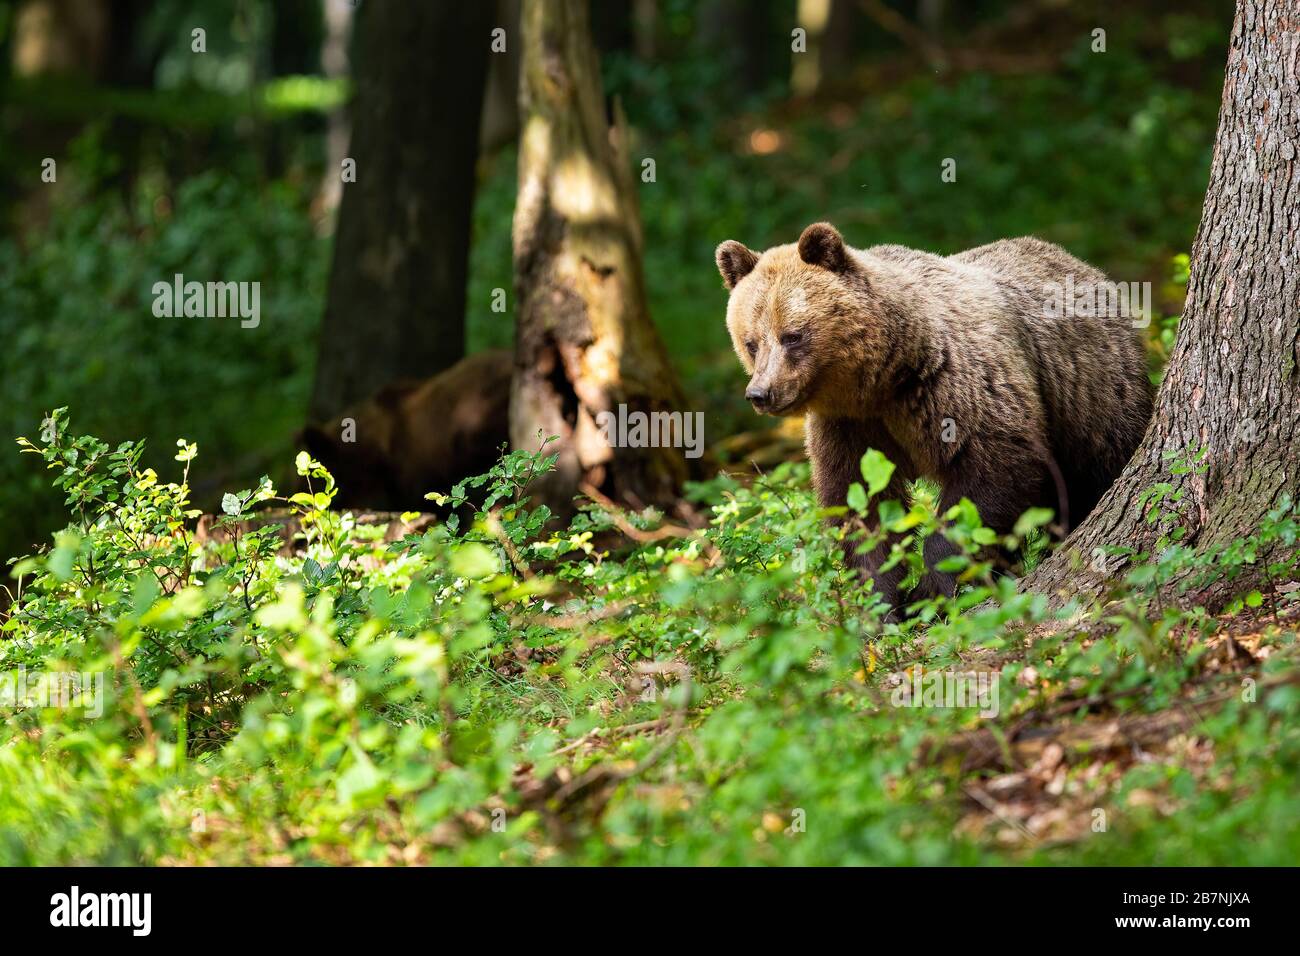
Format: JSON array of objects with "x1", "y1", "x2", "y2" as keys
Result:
[
  {"x1": 779, "y1": 330, "x2": 805, "y2": 348},
  {"x1": 745, "y1": 340, "x2": 757, "y2": 357}
]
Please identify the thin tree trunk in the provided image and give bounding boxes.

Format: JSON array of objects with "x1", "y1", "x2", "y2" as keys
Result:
[
  {"x1": 480, "y1": 0, "x2": 522, "y2": 155},
  {"x1": 11, "y1": 0, "x2": 110, "y2": 77},
  {"x1": 590, "y1": 0, "x2": 633, "y2": 59},
  {"x1": 1023, "y1": 0, "x2": 1300, "y2": 609},
  {"x1": 792, "y1": 0, "x2": 832, "y2": 96},
  {"x1": 316, "y1": 0, "x2": 354, "y2": 219},
  {"x1": 819, "y1": 0, "x2": 859, "y2": 84},
  {"x1": 633, "y1": 0, "x2": 657, "y2": 62},
  {"x1": 308, "y1": 0, "x2": 492, "y2": 422},
  {"x1": 100, "y1": 0, "x2": 159, "y2": 200},
  {"x1": 512, "y1": 0, "x2": 692, "y2": 514},
  {"x1": 702, "y1": 0, "x2": 776, "y2": 96}
]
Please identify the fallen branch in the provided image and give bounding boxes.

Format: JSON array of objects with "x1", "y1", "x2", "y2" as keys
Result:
[
  {"x1": 548, "y1": 717, "x2": 673, "y2": 758},
  {"x1": 578, "y1": 482, "x2": 695, "y2": 542},
  {"x1": 578, "y1": 482, "x2": 721, "y2": 565}
]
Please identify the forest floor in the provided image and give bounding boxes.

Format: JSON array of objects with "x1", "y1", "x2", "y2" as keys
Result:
[
  {"x1": 504, "y1": 573, "x2": 1299, "y2": 860},
  {"x1": 935, "y1": 600, "x2": 1297, "y2": 849},
  {"x1": 164, "y1": 422, "x2": 1299, "y2": 865}
]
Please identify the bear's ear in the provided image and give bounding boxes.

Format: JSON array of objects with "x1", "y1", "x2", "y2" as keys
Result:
[
  {"x1": 797, "y1": 222, "x2": 849, "y2": 273},
  {"x1": 716, "y1": 240, "x2": 759, "y2": 290}
]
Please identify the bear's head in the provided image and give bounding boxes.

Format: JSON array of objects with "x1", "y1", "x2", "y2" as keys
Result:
[{"x1": 715, "y1": 222, "x2": 879, "y2": 418}]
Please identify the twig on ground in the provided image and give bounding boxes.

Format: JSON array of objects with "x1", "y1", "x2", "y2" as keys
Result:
[
  {"x1": 548, "y1": 717, "x2": 673, "y2": 758},
  {"x1": 578, "y1": 482, "x2": 721, "y2": 564},
  {"x1": 962, "y1": 783, "x2": 1038, "y2": 844}
]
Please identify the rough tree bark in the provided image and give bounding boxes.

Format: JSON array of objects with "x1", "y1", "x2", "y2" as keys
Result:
[
  {"x1": 1022, "y1": 0, "x2": 1300, "y2": 609},
  {"x1": 308, "y1": 1, "x2": 492, "y2": 422},
  {"x1": 511, "y1": 0, "x2": 692, "y2": 514}
]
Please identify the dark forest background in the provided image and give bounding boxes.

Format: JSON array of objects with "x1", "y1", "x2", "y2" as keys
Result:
[{"x1": 0, "y1": 0, "x2": 1230, "y2": 559}]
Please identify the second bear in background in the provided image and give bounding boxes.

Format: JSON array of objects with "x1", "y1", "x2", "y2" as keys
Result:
[{"x1": 300, "y1": 349, "x2": 512, "y2": 511}]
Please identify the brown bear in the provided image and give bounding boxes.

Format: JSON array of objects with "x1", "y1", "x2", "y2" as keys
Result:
[
  {"x1": 300, "y1": 349, "x2": 512, "y2": 511},
  {"x1": 715, "y1": 222, "x2": 1153, "y2": 608}
]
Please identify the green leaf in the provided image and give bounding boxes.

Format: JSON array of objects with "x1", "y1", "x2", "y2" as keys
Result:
[
  {"x1": 1013, "y1": 507, "x2": 1055, "y2": 538},
  {"x1": 846, "y1": 482, "x2": 867, "y2": 513},
  {"x1": 221, "y1": 493, "x2": 242, "y2": 516},
  {"x1": 860, "y1": 449, "x2": 895, "y2": 498},
  {"x1": 9, "y1": 557, "x2": 39, "y2": 579},
  {"x1": 450, "y1": 542, "x2": 499, "y2": 579},
  {"x1": 337, "y1": 744, "x2": 383, "y2": 805},
  {"x1": 876, "y1": 498, "x2": 906, "y2": 528},
  {"x1": 47, "y1": 531, "x2": 80, "y2": 582}
]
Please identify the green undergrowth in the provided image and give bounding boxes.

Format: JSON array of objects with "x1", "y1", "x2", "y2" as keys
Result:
[{"x1": 1, "y1": 410, "x2": 1297, "y2": 865}]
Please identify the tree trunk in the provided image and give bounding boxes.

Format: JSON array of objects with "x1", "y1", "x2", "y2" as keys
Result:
[
  {"x1": 308, "y1": 0, "x2": 492, "y2": 422},
  {"x1": 590, "y1": 0, "x2": 634, "y2": 58},
  {"x1": 11, "y1": 0, "x2": 110, "y2": 78},
  {"x1": 702, "y1": 0, "x2": 778, "y2": 96},
  {"x1": 792, "y1": 0, "x2": 844, "y2": 96},
  {"x1": 511, "y1": 0, "x2": 692, "y2": 514},
  {"x1": 316, "y1": 0, "x2": 355, "y2": 218},
  {"x1": 480, "y1": 0, "x2": 522, "y2": 155},
  {"x1": 1022, "y1": 0, "x2": 1300, "y2": 610},
  {"x1": 100, "y1": 0, "x2": 160, "y2": 199}
]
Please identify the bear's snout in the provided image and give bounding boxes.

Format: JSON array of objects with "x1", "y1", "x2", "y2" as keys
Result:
[{"x1": 745, "y1": 384, "x2": 773, "y2": 411}]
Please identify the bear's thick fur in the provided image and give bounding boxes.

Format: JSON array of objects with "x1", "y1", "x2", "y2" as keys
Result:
[
  {"x1": 301, "y1": 349, "x2": 512, "y2": 511},
  {"x1": 716, "y1": 222, "x2": 1153, "y2": 607}
]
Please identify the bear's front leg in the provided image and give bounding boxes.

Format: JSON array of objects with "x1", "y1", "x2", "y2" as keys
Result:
[{"x1": 805, "y1": 414, "x2": 916, "y2": 610}]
